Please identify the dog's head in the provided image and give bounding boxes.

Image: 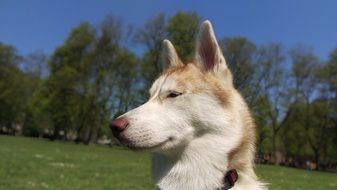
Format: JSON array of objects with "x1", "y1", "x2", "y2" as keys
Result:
[{"x1": 111, "y1": 21, "x2": 241, "y2": 153}]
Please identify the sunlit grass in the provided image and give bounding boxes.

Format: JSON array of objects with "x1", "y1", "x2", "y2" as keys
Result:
[
  {"x1": 0, "y1": 135, "x2": 153, "y2": 190},
  {"x1": 0, "y1": 135, "x2": 336, "y2": 190},
  {"x1": 257, "y1": 164, "x2": 337, "y2": 190}
]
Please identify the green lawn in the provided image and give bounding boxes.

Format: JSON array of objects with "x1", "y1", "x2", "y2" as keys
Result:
[{"x1": 0, "y1": 135, "x2": 336, "y2": 190}]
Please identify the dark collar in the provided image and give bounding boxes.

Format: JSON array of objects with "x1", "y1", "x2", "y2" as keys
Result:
[{"x1": 219, "y1": 169, "x2": 239, "y2": 190}]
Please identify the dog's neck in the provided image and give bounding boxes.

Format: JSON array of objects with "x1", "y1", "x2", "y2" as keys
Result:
[
  {"x1": 152, "y1": 133, "x2": 265, "y2": 190},
  {"x1": 153, "y1": 134, "x2": 228, "y2": 190}
]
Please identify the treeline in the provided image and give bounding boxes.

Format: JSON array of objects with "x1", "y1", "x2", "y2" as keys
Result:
[{"x1": 0, "y1": 12, "x2": 336, "y2": 170}]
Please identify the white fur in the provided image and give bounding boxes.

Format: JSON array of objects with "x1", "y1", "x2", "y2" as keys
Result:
[
  {"x1": 115, "y1": 20, "x2": 267, "y2": 190},
  {"x1": 162, "y1": 39, "x2": 182, "y2": 68}
]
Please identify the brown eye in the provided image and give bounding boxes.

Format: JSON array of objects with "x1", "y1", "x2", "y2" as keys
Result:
[{"x1": 167, "y1": 91, "x2": 182, "y2": 98}]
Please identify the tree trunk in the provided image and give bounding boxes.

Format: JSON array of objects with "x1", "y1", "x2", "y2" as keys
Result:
[{"x1": 51, "y1": 126, "x2": 60, "y2": 141}]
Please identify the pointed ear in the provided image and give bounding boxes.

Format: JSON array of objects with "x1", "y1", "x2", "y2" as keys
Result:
[
  {"x1": 195, "y1": 20, "x2": 228, "y2": 72},
  {"x1": 161, "y1": 39, "x2": 182, "y2": 69}
]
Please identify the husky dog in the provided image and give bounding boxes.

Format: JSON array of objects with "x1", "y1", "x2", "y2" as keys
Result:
[{"x1": 111, "y1": 20, "x2": 266, "y2": 190}]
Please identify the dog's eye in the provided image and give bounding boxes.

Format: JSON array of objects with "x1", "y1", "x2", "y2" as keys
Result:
[{"x1": 167, "y1": 91, "x2": 182, "y2": 98}]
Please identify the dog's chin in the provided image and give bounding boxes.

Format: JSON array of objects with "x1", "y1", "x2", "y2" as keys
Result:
[{"x1": 117, "y1": 137, "x2": 173, "y2": 152}]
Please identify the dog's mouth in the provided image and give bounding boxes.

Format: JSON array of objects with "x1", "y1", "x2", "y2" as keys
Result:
[{"x1": 116, "y1": 136, "x2": 173, "y2": 152}]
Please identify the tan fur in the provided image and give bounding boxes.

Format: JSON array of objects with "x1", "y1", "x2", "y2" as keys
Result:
[
  {"x1": 163, "y1": 63, "x2": 232, "y2": 105},
  {"x1": 165, "y1": 62, "x2": 257, "y2": 174},
  {"x1": 162, "y1": 60, "x2": 259, "y2": 178}
]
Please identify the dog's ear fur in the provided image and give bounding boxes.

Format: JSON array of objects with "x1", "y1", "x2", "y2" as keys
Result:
[
  {"x1": 162, "y1": 39, "x2": 182, "y2": 69},
  {"x1": 195, "y1": 20, "x2": 229, "y2": 75}
]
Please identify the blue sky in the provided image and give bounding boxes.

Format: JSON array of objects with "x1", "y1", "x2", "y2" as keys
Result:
[{"x1": 1, "y1": 0, "x2": 336, "y2": 60}]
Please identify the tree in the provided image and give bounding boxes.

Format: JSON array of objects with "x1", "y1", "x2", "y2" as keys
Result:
[
  {"x1": 136, "y1": 12, "x2": 201, "y2": 101},
  {"x1": 30, "y1": 16, "x2": 139, "y2": 144},
  {"x1": 167, "y1": 11, "x2": 200, "y2": 62},
  {"x1": 0, "y1": 42, "x2": 27, "y2": 135},
  {"x1": 135, "y1": 13, "x2": 168, "y2": 90},
  {"x1": 23, "y1": 50, "x2": 49, "y2": 78},
  {"x1": 220, "y1": 37, "x2": 257, "y2": 100},
  {"x1": 278, "y1": 45, "x2": 334, "y2": 168},
  {"x1": 81, "y1": 16, "x2": 138, "y2": 144},
  {"x1": 220, "y1": 39, "x2": 288, "y2": 161},
  {"x1": 254, "y1": 43, "x2": 288, "y2": 162},
  {"x1": 314, "y1": 47, "x2": 337, "y2": 163},
  {"x1": 35, "y1": 22, "x2": 97, "y2": 141},
  {"x1": 289, "y1": 46, "x2": 321, "y2": 162}
]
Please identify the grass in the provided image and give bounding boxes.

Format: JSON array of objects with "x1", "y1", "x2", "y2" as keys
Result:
[
  {"x1": 0, "y1": 135, "x2": 336, "y2": 190},
  {"x1": 256, "y1": 164, "x2": 337, "y2": 190}
]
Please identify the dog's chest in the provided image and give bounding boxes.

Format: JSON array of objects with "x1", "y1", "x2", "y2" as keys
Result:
[{"x1": 152, "y1": 154, "x2": 225, "y2": 190}]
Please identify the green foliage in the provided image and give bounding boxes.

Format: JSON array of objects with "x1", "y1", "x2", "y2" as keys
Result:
[
  {"x1": 0, "y1": 66, "x2": 26, "y2": 126},
  {"x1": 0, "y1": 42, "x2": 21, "y2": 67},
  {"x1": 135, "y1": 13, "x2": 167, "y2": 91},
  {"x1": 27, "y1": 17, "x2": 139, "y2": 143},
  {"x1": 167, "y1": 11, "x2": 200, "y2": 62},
  {"x1": 136, "y1": 12, "x2": 200, "y2": 99},
  {"x1": 0, "y1": 43, "x2": 27, "y2": 133},
  {"x1": 220, "y1": 37, "x2": 257, "y2": 93}
]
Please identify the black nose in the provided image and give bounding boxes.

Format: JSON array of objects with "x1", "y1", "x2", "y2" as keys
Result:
[{"x1": 110, "y1": 117, "x2": 129, "y2": 137}]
